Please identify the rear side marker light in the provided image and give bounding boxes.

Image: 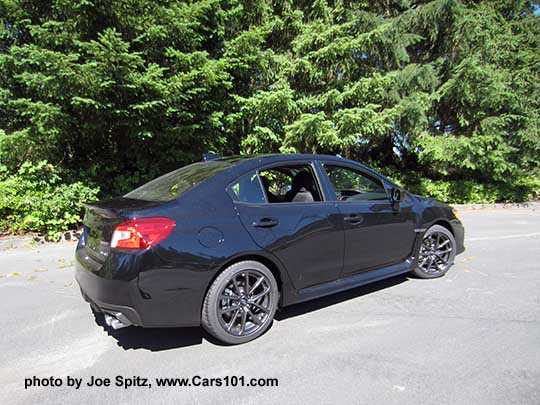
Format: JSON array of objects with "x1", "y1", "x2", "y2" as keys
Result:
[{"x1": 111, "y1": 217, "x2": 176, "y2": 250}]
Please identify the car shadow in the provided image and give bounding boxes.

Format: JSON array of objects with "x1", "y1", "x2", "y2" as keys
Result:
[
  {"x1": 93, "y1": 312, "x2": 209, "y2": 351},
  {"x1": 275, "y1": 274, "x2": 409, "y2": 321},
  {"x1": 94, "y1": 274, "x2": 409, "y2": 351}
]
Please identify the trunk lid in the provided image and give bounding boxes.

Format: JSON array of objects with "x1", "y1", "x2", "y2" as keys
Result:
[{"x1": 81, "y1": 198, "x2": 163, "y2": 263}]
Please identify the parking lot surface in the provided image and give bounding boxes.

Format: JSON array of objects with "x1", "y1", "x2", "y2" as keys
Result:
[{"x1": 1, "y1": 209, "x2": 539, "y2": 404}]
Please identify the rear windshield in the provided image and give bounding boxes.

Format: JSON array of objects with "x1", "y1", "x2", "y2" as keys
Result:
[{"x1": 124, "y1": 161, "x2": 231, "y2": 202}]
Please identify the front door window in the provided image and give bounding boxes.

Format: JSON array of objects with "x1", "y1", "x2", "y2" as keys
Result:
[{"x1": 323, "y1": 165, "x2": 388, "y2": 202}]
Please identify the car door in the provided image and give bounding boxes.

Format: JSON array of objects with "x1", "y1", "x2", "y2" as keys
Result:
[
  {"x1": 227, "y1": 163, "x2": 344, "y2": 290},
  {"x1": 320, "y1": 162, "x2": 416, "y2": 275}
]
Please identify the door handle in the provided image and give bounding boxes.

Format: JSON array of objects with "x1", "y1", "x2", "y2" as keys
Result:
[
  {"x1": 344, "y1": 214, "x2": 363, "y2": 224},
  {"x1": 252, "y1": 218, "x2": 279, "y2": 228}
]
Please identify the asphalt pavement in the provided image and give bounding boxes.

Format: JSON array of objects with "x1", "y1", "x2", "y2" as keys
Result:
[{"x1": 1, "y1": 208, "x2": 539, "y2": 404}]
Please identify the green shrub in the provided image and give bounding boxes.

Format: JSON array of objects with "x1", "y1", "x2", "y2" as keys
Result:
[
  {"x1": 399, "y1": 176, "x2": 540, "y2": 204},
  {"x1": 0, "y1": 159, "x2": 537, "y2": 241},
  {"x1": 381, "y1": 167, "x2": 540, "y2": 204},
  {"x1": 0, "y1": 161, "x2": 99, "y2": 240}
]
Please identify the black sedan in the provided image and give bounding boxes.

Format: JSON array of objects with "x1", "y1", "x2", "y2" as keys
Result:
[{"x1": 75, "y1": 154, "x2": 465, "y2": 344}]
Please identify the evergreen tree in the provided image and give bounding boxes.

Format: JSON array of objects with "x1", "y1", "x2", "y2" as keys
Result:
[{"x1": 0, "y1": 0, "x2": 539, "y2": 235}]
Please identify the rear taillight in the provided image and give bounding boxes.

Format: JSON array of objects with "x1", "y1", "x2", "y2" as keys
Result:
[{"x1": 110, "y1": 217, "x2": 176, "y2": 250}]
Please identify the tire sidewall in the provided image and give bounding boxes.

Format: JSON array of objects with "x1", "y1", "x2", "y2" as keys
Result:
[{"x1": 202, "y1": 261, "x2": 279, "y2": 345}]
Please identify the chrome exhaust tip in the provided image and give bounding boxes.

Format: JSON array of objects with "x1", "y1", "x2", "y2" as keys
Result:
[{"x1": 104, "y1": 312, "x2": 132, "y2": 330}]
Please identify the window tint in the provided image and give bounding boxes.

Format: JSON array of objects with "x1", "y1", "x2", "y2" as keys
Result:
[
  {"x1": 227, "y1": 172, "x2": 266, "y2": 204},
  {"x1": 125, "y1": 161, "x2": 231, "y2": 202},
  {"x1": 324, "y1": 165, "x2": 388, "y2": 201},
  {"x1": 259, "y1": 164, "x2": 322, "y2": 203}
]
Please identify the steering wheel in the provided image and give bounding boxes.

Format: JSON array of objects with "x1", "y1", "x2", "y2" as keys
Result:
[{"x1": 339, "y1": 189, "x2": 363, "y2": 200}]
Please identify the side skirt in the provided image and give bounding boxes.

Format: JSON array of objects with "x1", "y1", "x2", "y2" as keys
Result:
[{"x1": 288, "y1": 258, "x2": 415, "y2": 306}]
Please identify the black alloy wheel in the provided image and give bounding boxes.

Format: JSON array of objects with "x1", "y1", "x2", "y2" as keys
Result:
[
  {"x1": 412, "y1": 224, "x2": 456, "y2": 279},
  {"x1": 202, "y1": 261, "x2": 279, "y2": 344}
]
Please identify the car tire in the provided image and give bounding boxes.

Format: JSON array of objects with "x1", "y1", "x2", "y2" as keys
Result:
[
  {"x1": 412, "y1": 224, "x2": 456, "y2": 279},
  {"x1": 202, "y1": 261, "x2": 279, "y2": 345}
]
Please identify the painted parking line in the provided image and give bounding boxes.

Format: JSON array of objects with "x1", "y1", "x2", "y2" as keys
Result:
[{"x1": 466, "y1": 232, "x2": 540, "y2": 242}]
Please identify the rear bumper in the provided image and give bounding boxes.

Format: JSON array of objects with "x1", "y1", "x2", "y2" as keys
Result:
[
  {"x1": 75, "y1": 265, "x2": 144, "y2": 326},
  {"x1": 75, "y1": 254, "x2": 205, "y2": 328}
]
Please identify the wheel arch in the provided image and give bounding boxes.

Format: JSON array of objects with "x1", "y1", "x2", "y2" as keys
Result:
[{"x1": 431, "y1": 219, "x2": 454, "y2": 236}]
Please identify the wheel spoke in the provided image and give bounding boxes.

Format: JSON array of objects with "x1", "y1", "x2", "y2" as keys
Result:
[
  {"x1": 232, "y1": 276, "x2": 242, "y2": 295},
  {"x1": 246, "y1": 308, "x2": 262, "y2": 325},
  {"x1": 239, "y1": 309, "x2": 247, "y2": 335},
  {"x1": 220, "y1": 294, "x2": 240, "y2": 301},
  {"x1": 249, "y1": 276, "x2": 264, "y2": 294},
  {"x1": 250, "y1": 301, "x2": 269, "y2": 313},
  {"x1": 432, "y1": 252, "x2": 448, "y2": 264},
  {"x1": 220, "y1": 305, "x2": 238, "y2": 314},
  {"x1": 437, "y1": 239, "x2": 450, "y2": 249},
  {"x1": 250, "y1": 287, "x2": 270, "y2": 302},
  {"x1": 427, "y1": 255, "x2": 434, "y2": 270},
  {"x1": 245, "y1": 272, "x2": 249, "y2": 293},
  {"x1": 227, "y1": 309, "x2": 240, "y2": 331}
]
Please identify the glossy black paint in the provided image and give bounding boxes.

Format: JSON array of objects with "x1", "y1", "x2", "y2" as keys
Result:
[{"x1": 75, "y1": 154, "x2": 465, "y2": 328}]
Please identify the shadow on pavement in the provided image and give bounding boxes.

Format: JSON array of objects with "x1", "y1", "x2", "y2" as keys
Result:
[
  {"x1": 93, "y1": 312, "x2": 208, "y2": 351},
  {"x1": 93, "y1": 274, "x2": 409, "y2": 351},
  {"x1": 275, "y1": 274, "x2": 409, "y2": 321}
]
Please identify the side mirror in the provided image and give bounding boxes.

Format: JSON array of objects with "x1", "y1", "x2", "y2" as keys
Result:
[{"x1": 390, "y1": 188, "x2": 401, "y2": 204}]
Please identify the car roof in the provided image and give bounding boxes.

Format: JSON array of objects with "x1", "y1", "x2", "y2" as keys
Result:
[
  {"x1": 216, "y1": 153, "x2": 356, "y2": 168},
  {"x1": 214, "y1": 153, "x2": 395, "y2": 185}
]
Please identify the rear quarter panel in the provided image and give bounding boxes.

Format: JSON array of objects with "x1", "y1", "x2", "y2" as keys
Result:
[{"x1": 134, "y1": 186, "x2": 259, "y2": 325}]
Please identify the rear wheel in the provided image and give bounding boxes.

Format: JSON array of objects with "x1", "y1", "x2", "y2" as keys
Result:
[
  {"x1": 202, "y1": 261, "x2": 278, "y2": 344},
  {"x1": 412, "y1": 225, "x2": 456, "y2": 279}
]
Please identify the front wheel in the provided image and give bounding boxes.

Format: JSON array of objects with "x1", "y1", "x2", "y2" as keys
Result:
[
  {"x1": 412, "y1": 224, "x2": 456, "y2": 279},
  {"x1": 202, "y1": 261, "x2": 279, "y2": 345}
]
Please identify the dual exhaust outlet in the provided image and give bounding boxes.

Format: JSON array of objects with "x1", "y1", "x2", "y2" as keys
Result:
[{"x1": 104, "y1": 312, "x2": 132, "y2": 330}]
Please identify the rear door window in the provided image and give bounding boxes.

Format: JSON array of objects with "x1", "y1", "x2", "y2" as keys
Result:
[
  {"x1": 227, "y1": 171, "x2": 266, "y2": 204},
  {"x1": 259, "y1": 164, "x2": 323, "y2": 203}
]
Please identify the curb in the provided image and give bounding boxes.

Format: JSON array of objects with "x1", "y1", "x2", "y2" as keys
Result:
[
  {"x1": 453, "y1": 202, "x2": 540, "y2": 211},
  {"x1": 0, "y1": 237, "x2": 35, "y2": 250},
  {"x1": 0, "y1": 229, "x2": 81, "y2": 250}
]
